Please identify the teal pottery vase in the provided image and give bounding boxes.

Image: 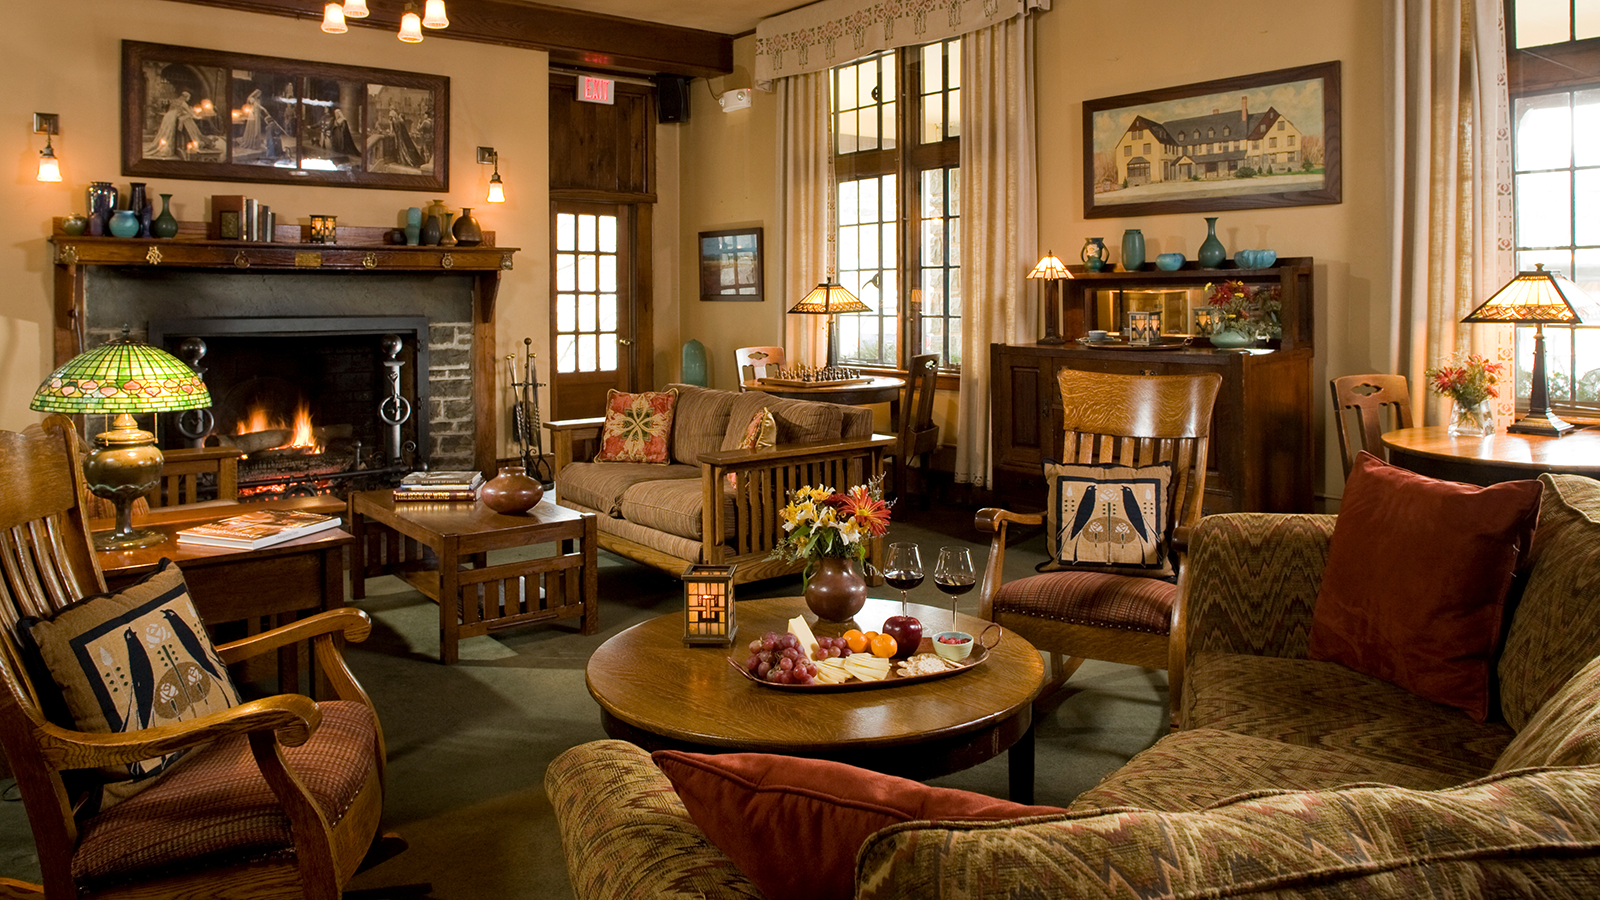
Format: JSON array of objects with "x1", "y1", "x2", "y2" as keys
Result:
[
  {"x1": 452, "y1": 208, "x2": 483, "y2": 246},
  {"x1": 108, "y1": 209, "x2": 140, "y2": 238},
  {"x1": 152, "y1": 194, "x2": 179, "y2": 239},
  {"x1": 404, "y1": 207, "x2": 422, "y2": 246},
  {"x1": 1121, "y1": 229, "x2": 1145, "y2": 272},
  {"x1": 1198, "y1": 217, "x2": 1226, "y2": 268},
  {"x1": 1081, "y1": 237, "x2": 1109, "y2": 272},
  {"x1": 681, "y1": 339, "x2": 708, "y2": 387}
]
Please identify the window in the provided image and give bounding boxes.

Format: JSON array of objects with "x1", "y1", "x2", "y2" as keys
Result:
[
  {"x1": 1143, "y1": 142, "x2": 1152, "y2": 154},
  {"x1": 1132, "y1": 128, "x2": 1143, "y2": 139},
  {"x1": 1277, "y1": 121, "x2": 1286, "y2": 131},
  {"x1": 832, "y1": 38, "x2": 962, "y2": 369},
  {"x1": 1507, "y1": 0, "x2": 1600, "y2": 413},
  {"x1": 1223, "y1": 126, "x2": 1231, "y2": 136},
  {"x1": 1288, "y1": 134, "x2": 1297, "y2": 147},
  {"x1": 1269, "y1": 137, "x2": 1278, "y2": 148},
  {"x1": 1124, "y1": 145, "x2": 1132, "y2": 157},
  {"x1": 1208, "y1": 127, "x2": 1215, "y2": 137}
]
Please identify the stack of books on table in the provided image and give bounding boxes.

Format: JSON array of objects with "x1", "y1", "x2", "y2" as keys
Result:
[
  {"x1": 176, "y1": 508, "x2": 342, "y2": 551},
  {"x1": 392, "y1": 470, "x2": 485, "y2": 502}
]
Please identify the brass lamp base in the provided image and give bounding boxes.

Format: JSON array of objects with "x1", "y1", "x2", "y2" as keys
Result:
[{"x1": 83, "y1": 413, "x2": 166, "y2": 551}]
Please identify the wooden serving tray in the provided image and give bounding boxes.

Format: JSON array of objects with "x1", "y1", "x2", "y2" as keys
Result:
[
  {"x1": 1075, "y1": 337, "x2": 1193, "y2": 351},
  {"x1": 757, "y1": 376, "x2": 874, "y2": 387}
]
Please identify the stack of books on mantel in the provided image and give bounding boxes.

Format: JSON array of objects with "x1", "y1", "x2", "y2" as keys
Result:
[
  {"x1": 176, "y1": 508, "x2": 342, "y2": 551},
  {"x1": 392, "y1": 470, "x2": 485, "y2": 502}
]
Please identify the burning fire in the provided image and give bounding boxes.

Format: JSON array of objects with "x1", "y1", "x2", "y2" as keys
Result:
[{"x1": 237, "y1": 401, "x2": 324, "y2": 453}]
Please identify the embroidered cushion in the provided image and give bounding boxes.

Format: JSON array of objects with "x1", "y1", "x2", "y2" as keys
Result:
[
  {"x1": 595, "y1": 388, "x2": 679, "y2": 464},
  {"x1": 1040, "y1": 460, "x2": 1175, "y2": 578}
]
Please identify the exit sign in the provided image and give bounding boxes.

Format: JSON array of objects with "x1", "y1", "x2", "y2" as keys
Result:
[{"x1": 577, "y1": 75, "x2": 615, "y2": 105}]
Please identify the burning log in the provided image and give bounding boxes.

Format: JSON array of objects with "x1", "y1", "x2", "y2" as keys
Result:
[{"x1": 224, "y1": 429, "x2": 292, "y2": 456}]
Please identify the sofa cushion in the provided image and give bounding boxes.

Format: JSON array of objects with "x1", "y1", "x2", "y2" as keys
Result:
[
  {"x1": 1307, "y1": 452, "x2": 1542, "y2": 721},
  {"x1": 556, "y1": 461, "x2": 698, "y2": 517},
  {"x1": 596, "y1": 389, "x2": 678, "y2": 464},
  {"x1": 651, "y1": 749, "x2": 1065, "y2": 900},
  {"x1": 617, "y1": 477, "x2": 737, "y2": 543},
  {"x1": 560, "y1": 496, "x2": 710, "y2": 564},
  {"x1": 1496, "y1": 655, "x2": 1600, "y2": 773},
  {"x1": 1041, "y1": 460, "x2": 1175, "y2": 577},
  {"x1": 1184, "y1": 651, "x2": 1514, "y2": 781},
  {"x1": 1500, "y1": 473, "x2": 1600, "y2": 731},
  {"x1": 857, "y1": 766, "x2": 1600, "y2": 900},
  {"x1": 666, "y1": 384, "x2": 738, "y2": 466},
  {"x1": 1071, "y1": 728, "x2": 1462, "y2": 814},
  {"x1": 721, "y1": 393, "x2": 844, "y2": 450}
]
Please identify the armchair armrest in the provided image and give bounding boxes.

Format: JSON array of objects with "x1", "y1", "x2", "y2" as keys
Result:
[
  {"x1": 214, "y1": 608, "x2": 371, "y2": 663},
  {"x1": 35, "y1": 694, "x2": 321, "y2": 771},
  {"x1": 544, "y1": 417, "x2": 606, "y2": 476},
  {"x1": 974, "y1": 508, "x2": 1045, "y2": 621}
]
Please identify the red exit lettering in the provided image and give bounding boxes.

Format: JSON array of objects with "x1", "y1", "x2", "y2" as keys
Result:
[{"x1": 578, "y1": 76, "x2": 615, "y2": 106}]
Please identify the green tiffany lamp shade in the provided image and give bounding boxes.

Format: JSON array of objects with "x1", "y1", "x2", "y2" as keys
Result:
[{"x1": 30, "y1": 334, "x2": 211, "y2": 550}]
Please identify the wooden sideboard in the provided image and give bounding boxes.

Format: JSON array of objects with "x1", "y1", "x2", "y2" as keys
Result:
[{"x1": 992, "y1": 258, "x2": 1316, "y2": 514}]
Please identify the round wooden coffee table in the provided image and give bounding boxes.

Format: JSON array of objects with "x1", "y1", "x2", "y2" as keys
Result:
[{"x1": 586, "y1": 596, "x2": 1045, "y2": 801}]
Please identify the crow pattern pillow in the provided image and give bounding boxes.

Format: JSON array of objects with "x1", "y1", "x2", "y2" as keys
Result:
[
  {"x1": 595, "y1": 388, "x2": 679, "y2": 464},
  {"x1": 1042, "y1": 460, "x2": 1175, "y2": 578},
  {"x1": 23, "y1": 558, "x2": 241, "y2": 807}
]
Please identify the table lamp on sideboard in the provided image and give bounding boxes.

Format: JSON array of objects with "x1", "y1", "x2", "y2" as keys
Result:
[
  {"x1": 30, "y1": 329, "x2": 211, "y2": 550},
  {"x1": 1462, "y1": 264, "x2": 1600, "y2": 436}
]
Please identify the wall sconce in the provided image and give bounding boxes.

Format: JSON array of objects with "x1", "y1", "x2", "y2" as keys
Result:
[
  {"x1": 34, "y1": 113, "x2": 61, "y2": 183},
  {"x1": 480, "y1": 146, "x2": 505, "y2": 203},
  {"x1": 682, "y1": 564, "x2": 737, "y2": 646}
]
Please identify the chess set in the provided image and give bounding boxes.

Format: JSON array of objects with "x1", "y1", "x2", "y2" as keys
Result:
[{"x1": 757, "y1": 364, "x2": 872, "y2": 388}]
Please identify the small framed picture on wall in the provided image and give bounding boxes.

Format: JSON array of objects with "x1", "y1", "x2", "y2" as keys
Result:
[{"x1": 699, "y1": 228, "x2": 764, "y2": 302}]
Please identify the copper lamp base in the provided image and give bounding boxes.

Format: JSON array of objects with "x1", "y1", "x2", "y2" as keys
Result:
[{"x1": 83, "y1": 413, "x2": 166, "y2": 551}]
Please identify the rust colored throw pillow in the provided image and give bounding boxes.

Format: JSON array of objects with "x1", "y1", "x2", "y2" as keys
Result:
[
  {"x1": 595, "y1": 388, "x2": 678, "y2": 464},
  {"x1": 652, "y1": 750, "x2": 1066, "y2": 900},
  {"x1": 1308, "y1": 452, "x2": 1543, "y2": 722}
]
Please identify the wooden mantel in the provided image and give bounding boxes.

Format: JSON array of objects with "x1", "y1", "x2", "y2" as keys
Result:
[{"x1": 50, "y1": 219, "x2": 518, "y2": 475}]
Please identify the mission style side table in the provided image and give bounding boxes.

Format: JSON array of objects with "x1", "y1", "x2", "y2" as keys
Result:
[{"x1": 348, "y1": 491, "x2": 598, "y2": 664}]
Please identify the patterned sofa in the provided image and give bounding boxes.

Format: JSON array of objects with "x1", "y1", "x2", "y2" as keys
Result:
[
  {"x1": 545, "y1": 473, "x2": 1600, "y2": 898},
  {"x1": 546, "y1": 384, "x2": 893, "y2": 585}
]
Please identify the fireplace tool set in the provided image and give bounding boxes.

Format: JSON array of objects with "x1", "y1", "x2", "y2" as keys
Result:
[{"x1": 509, "y1": 337, "x2": 555, "y2": 487}]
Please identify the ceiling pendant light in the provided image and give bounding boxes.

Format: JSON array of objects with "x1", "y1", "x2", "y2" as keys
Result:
[
  {"x1": 422, "y1": 0, "x2": 449, "y2": 29},
  {"x1": 321, "y1": 2, "x2": 348, "y2": 33},
  {"x1": 398, "y1": 4, "x2": 424, "y2": 42},
  {"x1": 342, "y1": 0, "x2": 369, "y2": 17}
]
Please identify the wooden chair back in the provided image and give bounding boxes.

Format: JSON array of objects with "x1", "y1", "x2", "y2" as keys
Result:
[
  {"x1": 1329, "y1": 374, "x2": 1413, "y2": 475},
  {"x1": 1056, "y1": 368, "x2": 1223, "y2": 533},
  {"x1": 892, "y1": 354, "x2": 940, "y2": 498},
  {"x1": 151, "y1": 445, "x2": 244, "y2": 507},
  {"x1": 735, "y1": 346, "x2": 785, "y2": 385}
]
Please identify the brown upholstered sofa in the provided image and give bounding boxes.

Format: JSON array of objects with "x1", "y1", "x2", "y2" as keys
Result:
[
  {"x1": 546, "y1": 384, "x2": 893, "y2": 585},
  {"x1": 545, "y1": 472, "x2": 1600, "y2": 898}
]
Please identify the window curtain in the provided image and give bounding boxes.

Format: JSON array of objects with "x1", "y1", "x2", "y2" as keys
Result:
[
  {"x1": 1386, "y1": 0, "x2": 1514, "y2": 426},
  {"x1": 954, "y1": 15, "x2": 1038, "y2": 489},
  {"x1": 776, "y1": 72, "x2": 833, "y2": 367}
]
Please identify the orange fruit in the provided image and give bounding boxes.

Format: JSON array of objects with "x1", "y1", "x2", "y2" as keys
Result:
[
  {"x1": 870, "y1": 632, "x2": 897, "y2": 658},
  {"x1": 843, "y1": 629, "x2": 868, "y2": 653}
]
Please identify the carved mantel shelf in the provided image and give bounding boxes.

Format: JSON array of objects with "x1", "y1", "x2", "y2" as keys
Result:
[{"x1": 50, "y1": 218, "x2": 519, "y2": 475}]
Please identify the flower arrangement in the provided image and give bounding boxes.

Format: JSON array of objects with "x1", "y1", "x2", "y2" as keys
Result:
[
  {"x1": 1205, "y1": 280, "x2": 1283, "y2": 336},
  {"x1": 1425, "y1": 353, "x2": 1503, "y2": 408},
  {"x1": 770, "y1": 478, "x2": 893, "y2": 566}
]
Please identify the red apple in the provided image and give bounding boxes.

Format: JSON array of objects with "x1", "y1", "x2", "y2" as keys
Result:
[{"x1": 881, "y1": 615, "x2": 922, "y2": 659}]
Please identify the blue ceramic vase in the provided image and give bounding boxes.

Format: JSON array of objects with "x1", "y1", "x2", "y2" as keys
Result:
[
  {"x1": 1121, "y1": 229, "x2": 1145, "y2": 272},
  {"x1": 1198, "y1": 217, "x2": 1226, "y2": 268}
]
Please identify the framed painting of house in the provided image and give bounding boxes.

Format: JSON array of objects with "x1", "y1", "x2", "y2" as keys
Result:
[
  {"x1": 121, "y1": 40, "x2": 449, "y2": 191},
  {"x1": 1083, "y1": 61, "x2": 1341, "y2": 218},
  {"x1": 699, "y1": 228, "x2": 764, "y2": 301}
]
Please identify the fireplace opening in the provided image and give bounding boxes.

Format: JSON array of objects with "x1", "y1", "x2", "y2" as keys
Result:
[{"x1": 149, "y1": 316, "x2": 429, "y2": 498}]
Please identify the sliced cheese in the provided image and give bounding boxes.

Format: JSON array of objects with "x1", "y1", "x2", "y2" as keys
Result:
[
  {"x1": 843, "y1": 655, "x2": 892, "y2": 682},
  {"x1": 787, "y1": 616, "x2": 820, "y2": 656},
  {"x1": 813, "y1": 658, "x2": 851, "y2": 684}
]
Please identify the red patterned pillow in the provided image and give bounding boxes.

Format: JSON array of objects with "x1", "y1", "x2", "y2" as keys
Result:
[
  {"x1": 595, "y1": 389, "x2": 678, "y2": 464},
  {"x1": 653, "y1": 750, "x2": 1065, "y2": 900}
]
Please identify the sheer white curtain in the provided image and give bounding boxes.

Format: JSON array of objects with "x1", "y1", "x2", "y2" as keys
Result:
[
  {"x1": 1386, "y1": 0, "x2": 1514, "y2": 425},
  {"x1": 954, "y1": 15, "x2": 1038, "y2": 489},
  {"x1": 775, "y1": 72, "x2": 834, "y2": 366}
]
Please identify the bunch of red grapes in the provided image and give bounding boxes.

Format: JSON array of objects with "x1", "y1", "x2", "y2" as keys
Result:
[{"x1": 742, "y1": 632, "x2": 851, "y2": 685}]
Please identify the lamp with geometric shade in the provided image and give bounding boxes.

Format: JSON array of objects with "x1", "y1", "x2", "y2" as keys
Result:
[
  {"x1": 787, "y1": 279, "x2": 872, "y2": 369},
  {"x1": 30, "y1": 329, "x2": 211, "y2": 550},
  {"x1": 1461, "y1": 264, "x2": 1600, "y2": 437},
  {"x1": 1027, "y1": 251, "x2": 1072, "y2": 345}
]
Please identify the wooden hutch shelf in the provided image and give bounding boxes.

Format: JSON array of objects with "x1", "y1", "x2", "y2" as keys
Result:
[
  {"x1": 992, "y1": 257, "x2": 1316, "y2": 514},
  {"x1": 49, "y1": 218, "x2": 520, "y2": 476}
]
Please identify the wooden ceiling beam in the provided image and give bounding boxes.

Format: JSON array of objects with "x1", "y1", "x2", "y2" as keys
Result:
[{"x1": 164, "y1": 0, "x2": 733, "y2": 78}]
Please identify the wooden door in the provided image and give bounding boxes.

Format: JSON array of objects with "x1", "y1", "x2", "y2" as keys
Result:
[{"x1": 551, "y1": 201, "x2": 641, "y2": 418}]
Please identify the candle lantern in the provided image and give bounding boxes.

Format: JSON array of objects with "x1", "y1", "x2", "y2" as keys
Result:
[
  {"x1": 682, "y1": 564, "x2": 737, "y2": 646},
  {"x1": 1126, "y1": 309, "x2": 1162, "y2": 345},
  {"x1": 310, "y1": 214, "x2": 338, "y2": 244}
]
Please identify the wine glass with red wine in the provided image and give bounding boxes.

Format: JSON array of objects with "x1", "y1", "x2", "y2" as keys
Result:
[
  {"x1": 884, "y1": 542, "x2": 924, "y2": 615},
  {"x1": 933, "y1": 547, "x2": 976, "y2": 631}
]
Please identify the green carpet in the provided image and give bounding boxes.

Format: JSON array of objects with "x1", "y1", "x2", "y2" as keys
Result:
[{"x1": 0, "y1": 503, "x2": 1169, "y2": 898}]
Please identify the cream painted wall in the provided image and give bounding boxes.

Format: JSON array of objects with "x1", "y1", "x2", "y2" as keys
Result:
[
  {"x1": 1033, "y1": 0, "x2": 1390, "y2": 502},
  {"x1": 1, "y1": 0, "x2": 550, "y2": 461}
]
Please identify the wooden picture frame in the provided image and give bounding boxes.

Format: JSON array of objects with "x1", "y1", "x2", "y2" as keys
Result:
[
  {"x1": 1083, "y1": 61, "x2": 1340, "y2": 218},
  {"x1": 698, "y1": 228, "x2": 764, "y2": 301},
  {"x1": 122, "y1": 40, "x2": 449, "y2": 191}
]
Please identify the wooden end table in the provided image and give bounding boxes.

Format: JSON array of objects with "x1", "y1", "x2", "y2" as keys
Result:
[
  {"x1": 586, "y1": 596, "x2": 1045, "y2": 802},
  {"x1": 348, "y1": 492, "x2": 598, "y2": 664},
  {"x1": 1381, "y1": 425, "x2": 1600, "y2": 485}
]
